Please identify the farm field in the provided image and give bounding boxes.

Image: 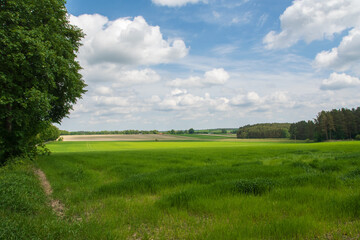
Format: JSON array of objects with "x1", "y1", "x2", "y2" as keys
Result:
[
  {"x1": 61, "y1": 133, "x2": 296, "y2": 142},
  {"x1": 61, "y1": 134, "x2": 196, "y2": 142},
  {"x1": 32, "y1": 141, "x2": 360, "y2": 239}
]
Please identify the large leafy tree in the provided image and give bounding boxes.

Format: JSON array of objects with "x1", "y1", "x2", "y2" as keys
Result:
[{"x1": 0, "y1": 0, "x2": 86, "y2": 163}]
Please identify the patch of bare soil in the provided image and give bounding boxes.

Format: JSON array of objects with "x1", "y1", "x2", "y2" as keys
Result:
[{"x1": 34, "y1": 168, "x2": 65, "y2": 218}]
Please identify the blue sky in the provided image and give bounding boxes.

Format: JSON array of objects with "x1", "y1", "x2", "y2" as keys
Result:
[{"x1": 60, "y1": 0, "x2": 360, "y2": 131}]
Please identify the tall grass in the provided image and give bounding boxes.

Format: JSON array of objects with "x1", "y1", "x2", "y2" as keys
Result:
[
  {"x1": 31, "y1": 141, "x2": 360, "y2": 239},
  {"x1": 0, "y1": 161, "x2": 85, "y2": 239}
]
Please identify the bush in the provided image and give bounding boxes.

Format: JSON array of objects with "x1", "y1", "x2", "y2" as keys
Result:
[{"x1": 355, "y1": 134, "x2": 360, "y2": 141}]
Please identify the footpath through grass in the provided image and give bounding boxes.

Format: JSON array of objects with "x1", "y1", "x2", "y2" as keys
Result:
[
  {"x1": 11, "y1": 141, "x2": 360, "y2": 239},
  {"x1": 0, "y1": 160, "x2": 88, "y2": 239}
]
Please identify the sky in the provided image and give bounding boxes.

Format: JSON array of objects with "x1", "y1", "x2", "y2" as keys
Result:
[{"x1": 59, "y1": 0, "x2": 360, "y2": 131}]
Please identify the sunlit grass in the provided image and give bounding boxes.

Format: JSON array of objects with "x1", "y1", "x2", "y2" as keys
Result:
[{"x1": 33, "y1": 141, "x2": 360, "y2": 239}]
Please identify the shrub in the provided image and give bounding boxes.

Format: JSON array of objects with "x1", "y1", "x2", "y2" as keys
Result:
[{"x1": 355, "y1": 134, "x2": 360, "y2": 141}]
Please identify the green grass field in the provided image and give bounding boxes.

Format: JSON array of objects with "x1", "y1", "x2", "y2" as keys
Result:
[{"x1": 3, "y1": 141, "x2": 360, "y2": 239}]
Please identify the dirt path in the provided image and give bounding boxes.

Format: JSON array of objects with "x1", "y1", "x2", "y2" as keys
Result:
[{"x1": 34, "y1": 168, "x2": 65, "y2": 218}]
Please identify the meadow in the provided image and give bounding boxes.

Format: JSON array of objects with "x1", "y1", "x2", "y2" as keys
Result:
[{"x1": 2, "y1": 140, "x2": 360, "y2": 239}]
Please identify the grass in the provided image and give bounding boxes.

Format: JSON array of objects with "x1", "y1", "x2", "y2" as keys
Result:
[
  {"x1": 0, "y1": 160, "x2": 88, "y2": 239},
  {"x1": 2, "y1": 141, "x2": 360, "y2": 239},
  {"x1": 179, "y1": 134, "x2": 237, "y2": 139}
]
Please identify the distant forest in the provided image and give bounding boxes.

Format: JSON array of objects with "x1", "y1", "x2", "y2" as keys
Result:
[
  {"x1": 236, "y1": 123, "x2": 291, "y2": 139},
  {"x1": 289, "y1": 107, "x2": 360, "y2": 141},
  {"x1": 60, "y1": 130, "x2": 160, "y2": 135},
  {"x1": 60, "y1": 128, "x2": 238, "y2": 135},
  {"x1": 236, "y1": 107, "x2": 360, "y2": 141}
]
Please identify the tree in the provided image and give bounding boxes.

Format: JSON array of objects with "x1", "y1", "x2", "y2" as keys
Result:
[
  {"x1": 188, "y1": 128, "x2": 195, "y2": 134},
  {"x1": 0, "y1": 0, "x2": 86, "y2": 164},
  {"x1": 38, "y1": 125, "x2": 60, "y2": 142}
]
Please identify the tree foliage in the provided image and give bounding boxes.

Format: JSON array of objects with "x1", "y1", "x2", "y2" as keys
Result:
[
  {"x1": 289, "y1": 107, "x2": 360, "y2": 141},
  {"x1": 0, "y1": 0, "x2": 86, "y2": 163},
  {"x1": 38, "y1": 125, "x2": 60, "y2": 142},
  {"x1": 237, "y1": 123, "x2": 291, "y2": 139}
]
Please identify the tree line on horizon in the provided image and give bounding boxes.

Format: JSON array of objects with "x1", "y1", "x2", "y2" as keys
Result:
[
  {"x1": 235, "y1": 107, "x2": 360, "y2": 141},
  {"x1": 59, "y1": 128, "x2": 239, "y2": 135},
  {"x1": 236, "y1": 123, "x2": 291, "y2": 139},
  {"x1": 289, "y1": 107, "x2": 360, "y2": 141},
  {"x1": 60, "y1": 129, "x2": 160, "y2": 135}
]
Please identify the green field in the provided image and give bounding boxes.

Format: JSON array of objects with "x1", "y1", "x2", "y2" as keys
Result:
[{"x1": 2, "y1": 141, "x2": 360, "y2": 239}]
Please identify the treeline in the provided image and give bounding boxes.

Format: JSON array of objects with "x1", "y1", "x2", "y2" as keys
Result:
[
  {"x1": 166, "y1": 128, "x2": 237, "y2": 134},
  {"x1": 290, "y1": 107, "x2": 360, "y2": 141},
  {"x1": 237, "y1": 123, "x2": 291, "y2": 139},
  {"x1": 195, "y1": 128, "x2": 238, "y2": 134},
  {"x1": 60, "y1": 130, "x2": 160, "y2": 135}
]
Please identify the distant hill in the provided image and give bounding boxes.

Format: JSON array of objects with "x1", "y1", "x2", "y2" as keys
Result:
[{"x1": 237, "y1": 123, "x2": 291, "y2": 139}]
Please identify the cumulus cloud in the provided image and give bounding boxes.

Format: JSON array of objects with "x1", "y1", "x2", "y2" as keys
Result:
[
  {"x1": 265, "y1": 0, "x2": 360, "y2": 89},
  {"x1": 69, "y1": 14, "x2": 188, "y2": 66},
  {"x1": 155, "y1": 89, "x2": 295, "y2": 114},
  {"x1": 314, "y1": 28, "x2": 360, "y2": 72},
  {"x1": 92, "y1": 96, "x2": 130, "y2": 107},
  {"x1": 167, "y1": 68, "x2": 229, "y2": 88},
  {"x1": 320, "y1": 72, "x2": 360, "y2": 90},
  {"x1": 230, "y1": 91, "x2": 295, "y2": 111},
  {"x1": 112, "y1": 69, "x2": 161, "y2": 87},
  {"x1": 263, "y1": 0, "x2": 360, "y2": 49},
  {"x1": 83, "y1": 64, "x2": 161, "y2": 86},
  {"x1": 152, "y1": 0, "x2": 207, "y2": 7},
  {"x1": 157, "y1": 91, "x2": 204, "y2": 111},
  {"x1": 230, "y1": 91, "x2": 262, "y2": 107},
  {"x1": 94, "y1": 86, "x2": 113, "y2": 95},
  {"x1": 155, "y1": 89, "x2": 231, "y2": 112}
]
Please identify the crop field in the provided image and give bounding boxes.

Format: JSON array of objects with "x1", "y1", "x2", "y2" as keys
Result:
[
  {"x1": 61, "y1": 134, "x2": 197, "y2": 142},
  {"x1": 29, "y1": 141, "x2": 360, "y2": 239}
]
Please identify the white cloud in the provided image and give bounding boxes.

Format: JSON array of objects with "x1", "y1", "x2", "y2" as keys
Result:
[
  {"x1": 263, "y1": 0, "x2": 360, "y2": 49},
  {"x1": 231, "y1": 12, "x2": 251, "y2": 25},
  {"x1": 320, "y1": 72, "x2": 360, "y2": 90},
  {"x1": 314, "y1": 28, "x2": 360, "y2": 72},
  {"x1": 69, "y1": 14, "x2": 188, "y2": 66},
  {"x1": 257, "y1": 14, "x2": 268, "y2": 28},
  {"x1": 230, "y1": 91, "x2": 296, "y2": 111},
  {"x1": 155, "y1": 90, "x2": 231, "y2": 112},
  {"x1": 230, "y1": 91, "x2": 262, "y2": 107},
  {"x1": 171, "y1": 89, "x2": 188, "y2": 96},
  {"x1": 152, "y1": 0, "x2": 207, "y2": 7},
  {"x1": 83, "y1": 64, "x2": 161, "y2": 86},
  {"x1": 92, "y1": 96, "x2": 130, "y2": 107},
  {"x1": 212, "y1": 45, "x2": 238, "y2": 56},
  {"x1": 167, "y1": 68, "x2": 229, "y2": 88},
  {"x1": 112, "y1": 69, "x2": 161, "y2": 87},
  {"x1": 94, "y1": 86, "x2": 113, "y2": 95},
  {"x1": 157, "y1": 92, "x2": 204, "y2": 111}
]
